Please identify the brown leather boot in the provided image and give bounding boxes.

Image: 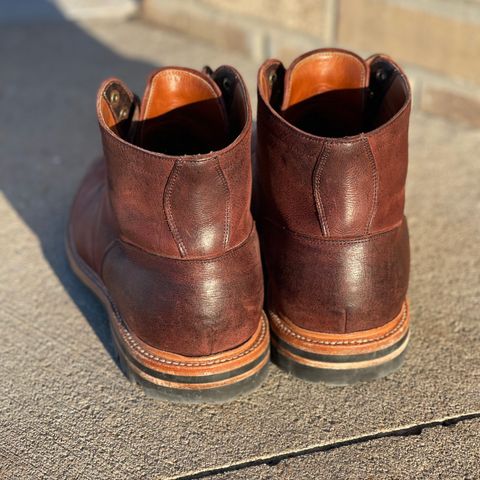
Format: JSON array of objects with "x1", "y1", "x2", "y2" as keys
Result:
[
  {"x1": 67, "y1": 66, "x2": 269, "y2": 402},
  {"x1": 255, "y1": 48, "x2": 411, "y2": 384}
]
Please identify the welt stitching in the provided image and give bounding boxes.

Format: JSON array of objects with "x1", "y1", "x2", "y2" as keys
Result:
[
  {"x1": 215, "y1": 158, "x2": 231, "y2": 250},
  {"x1": 362, "y1": 136, "x2": 379, "y2": 235},
  {"x1": 116, "y1": 309, "x2": 267, "y2": 367},
  {"x1": 270, "y1": 303, "x2": 407, "y2": 346},
  {"x1": 71, "y1": 234, "x2": 268, "y2": 367},
  {"x1": 164, "y1": 160, "x2": 187, "y2": 257},
  {"x1": 313, "y1": 142, "x2": 330, "y2": 236}
]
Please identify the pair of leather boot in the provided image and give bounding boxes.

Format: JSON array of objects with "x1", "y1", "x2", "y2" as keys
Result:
[{"x1": 67, "y1": 48, "x2": 411, "y2": 402}]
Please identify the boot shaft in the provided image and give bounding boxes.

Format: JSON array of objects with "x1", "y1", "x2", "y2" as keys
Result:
[
  {"x1": 256, "y1": 48, "x2": 411, "y2": 238},
  {"x1": 97, "y1": 66, "x2": 253, "y2": 259}
]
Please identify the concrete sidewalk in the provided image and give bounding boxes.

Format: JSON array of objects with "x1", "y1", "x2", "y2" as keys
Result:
[{"x1": 0, "y1": 14, "x2": 479, "y2": 480}]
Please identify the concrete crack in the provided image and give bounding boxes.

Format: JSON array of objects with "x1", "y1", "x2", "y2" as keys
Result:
[{"x1": 170, "y1": 412, "x2": 480, "y2": 480}]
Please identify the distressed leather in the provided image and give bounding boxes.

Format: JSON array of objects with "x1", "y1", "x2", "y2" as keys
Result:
[
  {"x1": 102, "y1": 230, "x2": 263, "y2": 356},
  {"x1": 255, "y1": 48, "x2": 411, "y2": 334},
  {"x1": 261, "y1": 218, "x2": 409, "y2": 333},
  {"x1": 70, "y1": 66, "x2": 263, "y2": 356}
]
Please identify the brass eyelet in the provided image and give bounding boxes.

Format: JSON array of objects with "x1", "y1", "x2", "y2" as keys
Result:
[
  {"x1": 109, "y1": 89, "x2": 120, "y2": 104},
  {"x1": 119, "y1": 106, "x2": 129, "y2": 119}
]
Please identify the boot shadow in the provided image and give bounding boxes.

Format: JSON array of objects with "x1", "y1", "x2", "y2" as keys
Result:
[{"x1": 0, "y1": 2, "x2": 158, "y2": 361}]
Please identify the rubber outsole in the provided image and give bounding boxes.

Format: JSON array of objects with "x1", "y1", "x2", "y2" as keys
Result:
[
  {"x1": 66, "y1": 229, "x2": 270, "y2": 403},
  {"x1": 269, "y1": 303, "x2": 410, "y2": 385}
]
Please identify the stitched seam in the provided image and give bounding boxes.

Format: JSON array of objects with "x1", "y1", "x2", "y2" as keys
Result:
[
  {"x1": 362, "y1": 136, "x2": 378, "y2": 235},
  {"x1": 259, "y1": 80, "x2": 410, "y2": 145},
  {"x1": 92, "y1": 186, "x2": 106, "y2": 272},
  {"x1": 270, "y1": 303, "x2": 407, "y2": 346},
  {"x1": 259, "y1": 99, "x2": 325, "y2": 145},
  {"x1": 117, "y1": 222, "x2": 256, "y2": 263},
  {"x1": 72, "y1": 234, "x2": 267, "y2": 366},
  {"x1": 164, "y1": 160, "x2": 188, "y2": 257},
  {"x1": 313, "y1": 142, "x2": 330, "y2": 236},
  {"x1": 215, "y1": 158, "x2": 231, "y2": 251},
  {"x1": 262, "y1": 216, "x2": 403, "y2": 245},
  {"x1": 98, "y1": 189, "x2": 122, "y2": 278}
]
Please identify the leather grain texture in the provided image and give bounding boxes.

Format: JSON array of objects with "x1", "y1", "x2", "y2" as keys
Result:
[
  {"x1": 102, "y1": 230, "x2": 263, "y2": 356},
  {"x1": 313, "y1": 137, "x2": 377, "y2": 237},
  {"x1": 261, "y1": 218, "x2": 410, "y2": 333},
  {"x1": 69, "y1": 66, "x2": 262, "y2": 357},
  {"x1": 255, "y1": 48, "x2": 412, "y2": 335}
]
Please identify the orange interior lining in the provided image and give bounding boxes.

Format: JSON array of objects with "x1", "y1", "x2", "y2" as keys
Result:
[
  {"x1": 281, "y1": 51, "x2": 369, "y2": 111},
  {"x1": 140, "y1": 69, "x2": 225, "y2": 121}
]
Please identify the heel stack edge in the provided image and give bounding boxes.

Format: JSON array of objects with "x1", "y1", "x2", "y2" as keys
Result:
[{"x1": 269, "y1": 302, "x2": 410, "y2": 385}]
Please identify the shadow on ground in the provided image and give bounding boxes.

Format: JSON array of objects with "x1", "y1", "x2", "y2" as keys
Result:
[{"x1": 0, "y1": 1, "x2": 156, "y2": 360}]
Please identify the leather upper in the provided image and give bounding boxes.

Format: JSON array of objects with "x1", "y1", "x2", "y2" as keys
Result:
[
  {"x1": 102, "y1": 230, "x2": 263, "y2": 356},
  {"x1": 262, "y1": 218, "x2": 410, "y2": 333},
  {"x1": 255, "y1": 48, "x2": 411, "y2": 334},
  {"x1": 70, "y1": 66, "x2": 263, "y2": 356}
]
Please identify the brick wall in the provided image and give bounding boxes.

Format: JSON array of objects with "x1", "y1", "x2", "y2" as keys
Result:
[{"x1": 142, "y1": 0, "x2": 480, "y2": 126}]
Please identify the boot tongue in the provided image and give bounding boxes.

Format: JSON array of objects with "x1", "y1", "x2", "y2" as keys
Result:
[
  {"x1": 281, "y1": 50, "x2": 369, "y2": 111},
  {"x1": 136, "y1": 68, "x2": 229, "y2": 155}
]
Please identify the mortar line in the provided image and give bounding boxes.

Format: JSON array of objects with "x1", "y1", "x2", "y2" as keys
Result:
[{"x1": 169, "y1": 412, "x2": 480, "y2": 480}]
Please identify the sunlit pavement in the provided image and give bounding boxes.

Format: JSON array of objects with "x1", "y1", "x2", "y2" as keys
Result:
[{"x1": 1, "y1": 7, "x2": 479, "y2": 480}]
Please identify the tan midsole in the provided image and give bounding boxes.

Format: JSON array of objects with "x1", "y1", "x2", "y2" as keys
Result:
[
  {"x1": 272, "y1": 332, "x2": 409, "y2": 370},
  {"x1": 269, "y1": 301, "x2": 410, "y2": 356}
]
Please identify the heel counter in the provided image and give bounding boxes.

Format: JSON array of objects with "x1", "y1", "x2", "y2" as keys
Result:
[
  {"x1": 102, "y1": 230, "x2": 264, "y2": 356},
  {"x1": 263, "y1": 219, "x2": 410, "y2": 333}
]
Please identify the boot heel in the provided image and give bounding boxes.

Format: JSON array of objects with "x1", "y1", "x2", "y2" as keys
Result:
[
  {"x1": 269, "y1": 302, "x2": 410, "y2": 385},
  {"x1": 67, "y1": 229, "x2": 270, "y2": 403},
  {"x1": 110, "y1": 314, "x2": 270, "y2": 403}
]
